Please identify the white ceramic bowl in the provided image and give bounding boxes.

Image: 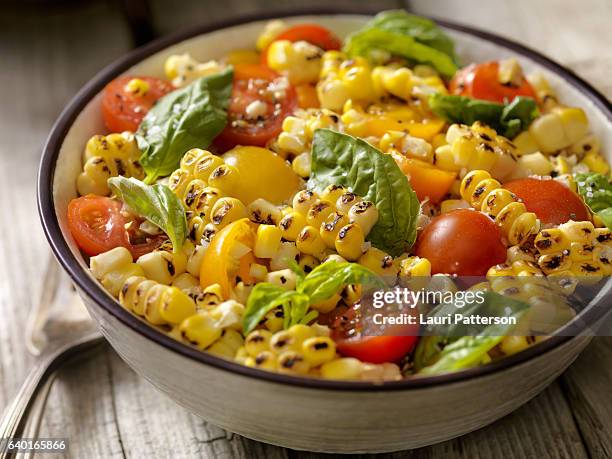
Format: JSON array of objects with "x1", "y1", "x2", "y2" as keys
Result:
[{"x1": 38, "y1": 10, "x2": 612, "y2": 453}]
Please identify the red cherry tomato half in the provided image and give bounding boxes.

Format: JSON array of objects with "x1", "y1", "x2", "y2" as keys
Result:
[
  {"x1": 261, "y1": 24, "x2": 341, "y2": 65},
  {"x1": 330, "y1": 305, "x2": 419, "y2": 364},
  {"x1": 67, "y1": 195, "x2": 164, "y2": 259},
  {"x1": 450, "y1": 61, "x2": 537, "y2": 104},
  {"x1": 101, "y1": 76, "x2": 173, "y2": 132},
  {"x1": 416, "y1": 209, "x2": 506, "y2": 276},
  {"x1": 504, "y1": 178, "x2": 590, "y2": 226},
  {"x1": 214, "y1": 64, "x2": 297, "y2": 150}
]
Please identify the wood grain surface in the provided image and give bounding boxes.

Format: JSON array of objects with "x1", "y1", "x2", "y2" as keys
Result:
[{"x1": 0, "y1": 0, "x2": 609, "y2": 458}]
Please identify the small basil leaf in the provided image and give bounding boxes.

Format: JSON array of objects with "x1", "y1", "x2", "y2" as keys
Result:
[
  {"x1": 575, "y1": 172, "x2": 612, "y2": 230},
  {"x1": 108, "y1": 176, "x2": 187, "y2": 252},
  {"x1": 136, "y1": 68, "x2": 233, "y2": 183},
  {"x1": 309, "y1": 129, "x2": 420, "y2": 256}
]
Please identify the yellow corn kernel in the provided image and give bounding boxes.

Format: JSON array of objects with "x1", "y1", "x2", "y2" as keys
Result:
[
  {"x1": 306, "y1": 200, "x2": 335, "y2": 228},
  {"x1": 320, "y1": 358, "x2": 364, "y2": 380},
  {"x1": 101, "y1": 263, "x2": 145, "y2": 298},
  {"x1": 254, "y1": 224, "x2": 282, "y2": 259},
  {"x1": 143, "y1": 284, "x2": 169, "y2": 325},
  {"x1": 158, "y1": 286, "x2": 197, "y2": 325},
  {"x1": 245, "y1": 329, "x2": 273, "y2": 357},
  {"x1": 399, "y1": 256, "x2": 431, "y2": 290},
  {"x1": 291, "y1": 152, "x2": 311, "y2": 178},
  {"x1": 292, "y1": 190, "x2": 319, "y2": 215},
  {"x1": 440, "y1": 199, "x2": 470, "y2": 214},
  {"x1": 534, "y1": 228, "x2": 571, "y2": 255},
  {"x1": 517, "y1": 152, "x2": 554, "y2": 176},
  {"x1": 570, "y1": 134, "x2": 600, "y2": 156},
  {"x1": 512, "y1": 131, "x2": 539, "y2": 156},
  {"x1": 267, "y1": 40, "x2": 322, "y2": 85},
  {"x1": 278, "y1": 211, "x2": 307, "y2": 242},
  {"x1": 277, "y1": 351, "x2": 311, "y2": 375},
  {"x1": 297, "y1": 225, "x2": 327, "y2": 256},
  {"x1": 348, "y1": 201, "x2": 378, "y2": 236},
  {"x1": 296, "y1": 253, "x2": 320, "y2": 273},
  {"x1": 270, "y1": 329, "x2": 299, "y2": 354},
  {"x1": 207, "y1": 164, "x2": 241, "y2": 196},
  {"x1": 358, "y1": 247, "x2": 398, "y2": 282},
  {"x1": 554, "y1": 106, "x2": 589, "y2": 145},
  {"x1": 90, "y1": 247, "x2": 133, "y2": 280},
  {"x1": 581, "y1": 152, "x2": 610, "y2": 175},
  {"x1": 136, "y1": 250, "x2": 186, "y2": 285},
  {"x1": 320, "y1": 211, "x2": 350, "y2": 248},
  {"x1": 335, "y1": 192, "x2": 362, "y2": 215},
  {"x1": 500, "y1": 336, "x2": 530, "y2": 356},
  {"x1": 301, "y1": 337, "x2": 336, "y2": 367},
  {"x1": 179, "y1": 313, "x2": 222, "y2": 349},
  {"x1": 249, "y1": 263, "x2": 268, "y2": 281},
  {"x1": 320, "y1": 184, "x2": 346, "y2": 204},
  {"x1": 262, "y1": 307, "x2": 284, "y2": 332},
  {"x1": 210, "y1": 197, "x2": 248, "y2": 229},
  {"x1": 335, "y1": 224, "x2": 365, "y2": 261}
]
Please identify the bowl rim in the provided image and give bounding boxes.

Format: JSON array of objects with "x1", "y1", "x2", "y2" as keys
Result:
[{"x1": 38, "y1": 6, "x2": 612, "y2": 391}]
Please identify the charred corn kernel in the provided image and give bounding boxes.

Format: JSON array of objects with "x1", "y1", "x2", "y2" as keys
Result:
[
  {"x1": 90, "y1": 247, "x2": 133, "y2": 280},
  {"x1": 570, "y1": 134, "x2": 600, "y2": 157},
  {"x1": 249, "y1": 263, "x2": 268, "y2": 281},
  {"x1": 487, "y1": 264, "x2": 517, "y2": 278},
  {"x1": 311, "y1": 293, "x2": 341, "y2": 314},
  {"x1": 498, "y1": 58, "x2": 523, "y2": 87},
  {"x1": 124, "y1": 77, "x2": 150, "y2": 96},
  {"x1": 143, "y1": 284, "x2": 168, "y2": 325},
  {"x1": 267, "y1": 40, "x2": 322, "y2": 85},
  {"x1": 399, "y1": 256, "x2": 431, "y2": 289},
  {"x1": 534, "y1": 228, "x2": 570, "y2": 255},
  {"x1": 137, "y1": 250, "x2": 186, "y2": 285},
  {"x1": 168, "y1": 168, "x2": 192, "y2": 198},
  {"x1": 207, "y1": 164, "x2": 241, "y2": 195},
  {"x1": 179, "y1": 313, "x2": 222, "y2": 349},
  {"x1": 210, "y1": 197, "x2": 248, "y2": 229},
  {"x1": 358, "y1": 247, "x2": 398, "y2": 283},
  {"x1": 512, "y1": 131, "x2": 539, "y2": 156},
  {"x1": 436, "y1": 122, "x2": 519, "y2": 179},
  {"x1": 380, "y1": 131, "x2": 434, "y2": 163},
  {"x1": 335, "y1": 224, "x2": 365, "y2": 261},
  {"x1": 248, "y1": 198, "x2": 282, "y2": 225},
  {"x1": 307, "y1": 200, "x2": 335, "y2": 228},
  {"x1": 581, "y1": 152, "x2": 610, "y2": 175},
  {"x1": 292, "y1": 152, "x2": 311, "y2": 178},
  {"x1": 119, "y1": 276, "x2": 146, "y2": 312},
  {"x1": 244, "y1": 329, "x2": 273, "y2": 357},
  {"x1": 278, "y1": 116, "x2": 307, "y2": 154},
  {"x1": 292, "y1": 190, "x2": 318, "y2": 215},
  {"x1": 251, "y1": 351, "x2": 278, "y2": 371},
  {"x1": 320, "y1": 184, "x2": 346, "y2": 204},
  {"x1": 256, "y1": 19, "x2": 287, "y2": 50},
  {"x1": 270, "y1": 330, "x2": 298, "y2": 353},
  {"x1": 254, "y1": 224, "x2": 282, "y2": 258},
  {"x1": 529, "y1": 107, "x2": 589, "y2": 153},
  {"x1": 297, "y1": 225, "x2": 327, "y2": 256},
  {"x1": 207, "y1": 329, "x2": 244, "y2": 359},
  {"x1": 265, "y1": 269, "x2": 297, "y2": 290},
  {"x1": 198, "y1": 283, "x2": 225, "y2": 309},
  {"x1": 301, "y1": 337, "x2": 336, "y2": 367},
  {"x1": 517, "y1": 152, "x2": 554, "y2": 176},
  {"x1": 261, "y1": 307, "x2": 285, "y2": 332},
  {"x1": 461, "y1": 170, "x2": 540, "y2": 245},
  {"x1": 278, "y1": 211, "x2": 307, "y2": 241},
  {"x1": 101, "y1": 264, "x2": 145, "y2": 297},
  {"x1": 507, "y1": 245, "x2": 537, "y2": 263},
  {"x1": 158, "y1": 286, "x2": 197, "y2": 324},
  {"x1": 77, "y1": 132, "x2": 144, "y2": 196},
  {"x1": 186, "y1": 245, "x2": 207, "y2": 277},
  {"x1": 296, "y1": 253, "x2": 320, "y2": 273},
  {"x1": 320, "y1": 212, "x2": 350, "y2": 248},
  {"x1": 361, "y1": 362, "x2": 402, "y2": 382},
  {"x1": 500, "y1": 336, "x2": 530, "y2": 356},
  {"x1": 528, "y1": 72, "x2": 558, "y2": 110},
  {"x1": 348, "y1": 201, "x2": 378, "y2": 236},
  {"x1": 277, "y1": 351, "x2": 311, "y2": 375},
  {"x1": 172, "y1": 272, "x2": 199, "y2": 291},
  {"x1": 287, "y1": 324, "x2": 317, "y2": 342},
  {"x1": 321, "y1": 358, "x2": 364, "y2": 380},
  {"x1": 538, "y1": 253, "x2": 572, "y2": 275},
  {"x1": 190, "y1": 154, "x2": 224, "y2": 183},
  {"x1": 270, "y1": 241, "x2": 300, "y2": 270},
  {"x1": 129, "y1": 280, "x2": 156, "y2": 316},
  {"x1": 336, "y1": 192, "x2": 362, "y2": 215},
  {"x1": 164, "y1": 53, "x2": 223, "y2": 87},
  {"x1": 440, "y1": 199, "x2": 470, "y2": 214},
  {"x1": 342, "y1": 284, "x2": 362, "y2": 305}
]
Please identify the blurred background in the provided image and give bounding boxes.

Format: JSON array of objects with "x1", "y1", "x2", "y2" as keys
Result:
[{"x1": 0, "y1": 0, "x2": 610, "y2": 457}]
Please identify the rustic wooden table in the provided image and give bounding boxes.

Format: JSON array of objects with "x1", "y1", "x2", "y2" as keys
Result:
[{"x1": 0, "y1": 0, "x2": 610, "y2": 457}]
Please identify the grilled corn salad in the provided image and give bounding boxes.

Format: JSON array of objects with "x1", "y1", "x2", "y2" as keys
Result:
[{"x1": 67, "y1": 11, "x2": 611, "y2": 381}]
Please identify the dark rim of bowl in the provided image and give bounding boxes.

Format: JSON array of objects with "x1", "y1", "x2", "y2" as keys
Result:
[{"x1": 38, "y1": 6, "x2": 612, "y2": 391}]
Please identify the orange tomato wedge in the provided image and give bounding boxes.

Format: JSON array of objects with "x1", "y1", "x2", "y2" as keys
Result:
[
  {"x1": 200, "y1": 218, "x2": 257, "y2": 299},
  {"x1": 295, "y1": 83, "x2": 320, "y2": 109},
  {"x1": 391, "y1": 153, "x2": 457, "y2": 204}
]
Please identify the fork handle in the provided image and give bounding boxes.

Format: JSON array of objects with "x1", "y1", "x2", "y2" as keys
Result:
[{"x1": 0, "y1": 333, "x2": 103, "y2": 455}]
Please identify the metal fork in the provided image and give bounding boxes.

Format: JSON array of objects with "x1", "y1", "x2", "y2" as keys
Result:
[{"x1": 0, "y1": 258, "x2": 104, "y2": 457}]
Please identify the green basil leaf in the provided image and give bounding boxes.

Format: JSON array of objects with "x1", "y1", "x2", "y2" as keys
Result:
[
  {"x1": 309, "y1": 129, "x2": 420, "y2": 256},
  {"x1": 414, "y1": 291, "x2": 529, "y2": 374},
  {"x1": 297, "y1": 260, "x2": 385, "y2": 304},
  {"x1": 108, "y1": 176, "x2": 187, "y2": 253},
  {"x1": 575, "y1": 172, "x2": 612, "y2": 230},
  {"x1": 366, "y1": 10, "x2": 459, "y2": 65},
  {"x1": 136, "y1": 68, "x2": 233, "y2": 183},
  {"x1": 428, "y1": 94, "x2": 538, "y2": 138},
  {"x1": 417, "y1": 335, "x2": 505, "y2": 375},
  {"x1": 343, "y1": 27, "x2": 457, "y2": 78},
  {"x1": 243, "y1": 283, "x2": 309, "y2": 334}
]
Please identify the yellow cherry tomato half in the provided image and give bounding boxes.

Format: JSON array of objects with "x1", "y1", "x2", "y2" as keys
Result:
[
  {"x1": 200, "y1": 218, "x2": 257, "y2": 298},
  {"x1": 391, "y1": 153, "x2": 456, "y2": 204},
  {"x1": 222, "y1": 146, "x2": 301, "y2": 205}
]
